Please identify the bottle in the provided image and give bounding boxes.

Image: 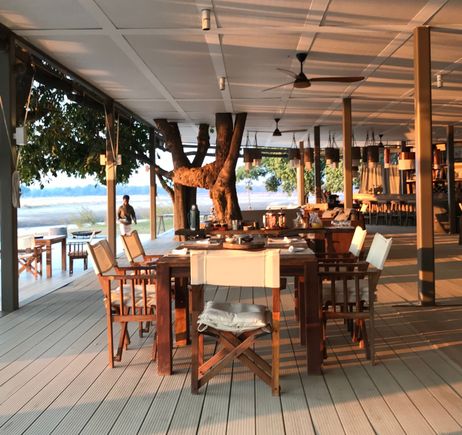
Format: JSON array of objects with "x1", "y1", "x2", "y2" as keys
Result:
[{"x1": 188, "y1": 204, "x2": 200, "y2": 231}]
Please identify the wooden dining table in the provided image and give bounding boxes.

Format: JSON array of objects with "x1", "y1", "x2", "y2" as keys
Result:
[
  {"x1": 35, "y1": 235, "x2": 67, "y2": 278},
  {"x1": 155, "y1": 242, "x2": 322, "y2": 376}
]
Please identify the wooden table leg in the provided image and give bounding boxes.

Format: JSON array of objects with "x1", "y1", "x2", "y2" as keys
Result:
[
  {"x1": 298, "y1": 276, "x2": 306, "y2": 345},
  {"x1": 61, "y1": 238, "x2": 67, "y2": 271},
  {"x1": 174, "y1": 277, "x2": 190, "y2": 346},
  {"x1": 304, "y1": 260, "x2": 322, "y2": 375},
  {"x1": 157, "y1": 263, "x2": 173, "y2": 375},
  {"x1": 45, "y1": 244, "x2": 52, "y2": 278}
]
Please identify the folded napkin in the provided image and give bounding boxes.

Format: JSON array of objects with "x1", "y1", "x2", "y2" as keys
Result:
[
  {"x1": 171, "y1": 248, "x2": 188, "y2": 256},
  {"x1": 195, "y1": 239, "x2": 210, "y2": 245}
]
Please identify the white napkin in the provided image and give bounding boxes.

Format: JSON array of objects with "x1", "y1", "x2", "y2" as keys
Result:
[
  {"x1": 171, "y1": 248, "x2": 188, "y2": 256},
  {"x1": 195, "y1": 239, "x2": 210, "y2": 245}
]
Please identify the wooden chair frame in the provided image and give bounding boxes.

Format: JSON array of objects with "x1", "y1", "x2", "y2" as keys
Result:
[
  {"x1": 318, "y1": 233, "x2": 392, "y2": 363},
  {"x1": 190, "y1": 250, "x2": 280, "y2": 396},
  {"x1": 120, "y1": 230, "x2": 162, "y2": 266},
  {"x1": 18, "y1": 235, "x2": 43, "y2": 278},
  {"x1": 87, "y1": 240, "x2": 158, "y2": 367}
]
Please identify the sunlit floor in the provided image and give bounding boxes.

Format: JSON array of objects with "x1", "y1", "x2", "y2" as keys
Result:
[{"x1": 0, "y1": 232, "x2": 461, "y2": 434}]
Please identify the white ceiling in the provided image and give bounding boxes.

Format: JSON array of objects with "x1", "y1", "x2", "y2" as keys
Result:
[{"x1": 2, "y1": 0, "x2": 462, "y2": 146}]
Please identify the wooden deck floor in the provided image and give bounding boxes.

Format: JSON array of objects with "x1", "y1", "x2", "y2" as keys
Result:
[{"x1": 0, "y1": 232, "x2": 461, "y2": 434}]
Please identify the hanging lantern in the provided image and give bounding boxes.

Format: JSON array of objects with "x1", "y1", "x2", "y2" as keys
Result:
[
  {"x1": 243, "y1": 148, "x2": 253, "y2": 171},
  {"x1": 433, "y1": 148, "x2": 442, "y2": 170},
  {"x1": 398, "y1": 151, "x2": 415, "y2": 170},
  {"x1": 304, "y1": 133, "x2": 313, "y2": 170},
  {"x1": 288, "y1": 134, "x2": 300, "y2": 168},
  {"x1": 352, "y1": 146, "x2": 361, "y2": 168},
  {"x1": 383, "y1": 147, "x2": 390, "y2": 169},
  {"x1": 253, "y1": 132, "x2": 262, "y2": 166},
  {"x1": 304, "y1": 148, "x2": 314, "y2": 170},
  {"x1": 367, "y1": 145, "x2": 379, "y2": 168},
  {"x1": 324, "y1": 132, "x2": 340, "y2": 167}
]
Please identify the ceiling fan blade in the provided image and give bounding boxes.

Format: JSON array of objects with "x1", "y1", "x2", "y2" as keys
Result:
[
  {"x1": 262, "y1": 81, "x2": 294, "y2": 92},
  {"x1": 280, "y1": 129, "x2": 306, "y2": 133},
  {"x1": 276, "y1": 68, "x2": 298, "y2": 79},
  {"x1": 309, "y1": 76, "x2": 364, "y2": 83}
]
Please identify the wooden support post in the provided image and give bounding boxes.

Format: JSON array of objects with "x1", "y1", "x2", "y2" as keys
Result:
[
  {"x1": 297, "y1": 141, "x2": 305, "y2": 206},
  {"x1": 414, "y1": 26, "x2": 435, "y2": 306},
  {"x1": 0, "y1": 33, "x2": 18, "y2": 311},
  {"x1": 343, "y1": 97, "x2": 353, "y2": 208},
  {"x1": 399, "y1": 140, "x2": 407, "y2": 195},
  {"x1": 149, "y1": 128, "x2": 157, "y2": 240},
  {"x1": 314, "y1": 125, "x2": 322, "y2": 203},
  {"x1": 446, "y1": 125, "x2": 456, "y2": 234},
  {"x1": 105, "y1": 102, "x2": 117, "y2": 254}
]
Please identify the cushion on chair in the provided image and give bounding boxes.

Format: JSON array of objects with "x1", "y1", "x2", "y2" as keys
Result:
[{"x1": 198, "y1": 301, "x2": 271, "y2": 334}]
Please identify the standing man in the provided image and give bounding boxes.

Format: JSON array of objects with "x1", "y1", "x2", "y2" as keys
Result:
[{"x1": 118, "y1": 194, "x2": 137, "y2": 235}]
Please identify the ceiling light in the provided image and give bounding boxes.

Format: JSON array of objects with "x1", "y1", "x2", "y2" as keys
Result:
[
  {"x1": 219, "y1": 76, "x2": 225, "y2": 91},
  {"x1": 436, "y1": 74, "x2": 443, "y2": 88},
  {"x1": 273, "y1": 118, "x2": 282, "y2": 136},
  {"x1": 201, "y1": 9, "x2": 211, "y2": 31}
]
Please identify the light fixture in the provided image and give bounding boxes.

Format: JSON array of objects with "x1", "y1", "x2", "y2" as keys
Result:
[
  {"x1": 304, "y1": 134, "x2": 314, "y2": 170},
  {"x1": 219, "y1": 76, "x2": 226, "y2": 91},
  {"x1": 253, "y1": 132, "x2": 262, "y2": 166},
  {"x1": 272, "y1": 118, "x2": 282, "y2": 136},
  {"x1": 288, "y1": 133, "x2": 300, "y2": 168},
  {"x1": 383, "y1": 147, "x2": 390, "y2": 168},
  {"x1": 351, "y1": 134, "x2": 361, "y2": 169},
  {"x1": 433, "y1": 146, "x2": 442, "y2": 169},
  {"x1": 325, "y1": 132, "x2": 339, "y2": 167},
  {"x1": 398, "y1": 150, "x2": 415, "y2": 170},
  {"x1": 367, "y1": 131, "x2": 379, "y2": 168},
  {"x1": 201, "y1": 9, "x2": 211, "y2": 31},
  {"x1": 436, "y1": 73, "x2": 443, "y2": 88},
  {"x1": 243, "y1": 131, "x2": 252, "y2": 171},
  {"x1": 14, "y1": 127, "x2": 26, "y2": 145}
]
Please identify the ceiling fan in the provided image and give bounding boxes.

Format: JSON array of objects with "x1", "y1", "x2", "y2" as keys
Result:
[
  {"x1": 263, "y1": 53, "x2": 364, "y2": 92},
  {"x1": 272, "y1": 118, "x2": 305, "y2": 136}
]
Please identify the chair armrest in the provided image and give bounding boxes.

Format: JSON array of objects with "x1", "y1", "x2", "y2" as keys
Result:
[
  {"x1": 116, "y1": 264, "x2": 157, "y2": 271},
  {"x1": 143, "y1": 254, "x2": 162, "y2": 261},
  {"x1": 318, "y1": 270, "x2": 371, "y2": 280},
  {"x1": 316, "y1": 252, "x2": 353, "y2": 258},
  {"x1": 101, "y1": 274, "x2": 156, "y2": 281}
]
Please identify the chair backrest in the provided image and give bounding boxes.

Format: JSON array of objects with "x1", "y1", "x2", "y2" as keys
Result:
[
  {"x1": 190, "y1": 249, "x2": 280, "y2": 288},
  {"x1": 366, "y1": 233, "x2": 393, "y2": 270},
  {"x1": 348, "y1": 226, "x2": 367, "y2": 257},
  {"x1": 18, "y1": 235, "x2": 35, "y2": 251},
  {"x1": 121, "y1": 230, "x2": 145, "y2": 263},
  {"x1": 87, "y1": 239, "x2": 117, "y2": 275}
]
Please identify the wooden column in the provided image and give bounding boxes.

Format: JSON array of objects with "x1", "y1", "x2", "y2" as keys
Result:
[
  {"x1": 414, "y1": 26, "x2": 435, "y2": 306},
  {"x1": 105, "y1": 102, "x2": 117, "y2": 254},
  {"x1": 343, "y1": 97, "x2": 353, "y2": 208},
  {"x1": 297, "y1": 140, "x2": 305, "y2": 206},
  {"x1": 446, "y1": 125, "x2": 456, "y2": 234},
  {"x1": 0, "y1": 33, "x2": 18, "y2": 311},
  {"x1": 314, "y1": 125, "x2": 322, "y2": 203},
  {"x1": 149, "y1": 128, "x2": 157, "y2": 240}
]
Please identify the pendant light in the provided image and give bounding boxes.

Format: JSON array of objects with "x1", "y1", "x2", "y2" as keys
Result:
[
  {"x1": 304, "y1": 133, "x2": 314, "y2": 170},
  {"x1": 367, "y1": 131, "x2": 379, "y2": 168},
  {"x1": 398, "y1": 144, "x2": 415, "y2": 170},
  {"x1": 253, "y1": 132, "x2": 262, "y2": 166},
  {"x1": 325, "y1": 132, "x2": 340, "y2": 167},
  {"x1": 383, "y1": 147, "x2": 391, "y2": 169},
  {"x1": 243, "y1": 131, "x2": 253, "y2": 171},
  {"x1": 433, "y1": 146, "x2": 442, "y2": 170},
  {"x1": 288, "y1": 133, "x2": 300, "y2": 168},
  {"x1": 351, "y1": 134, "x2": 361, "y2": 169}
]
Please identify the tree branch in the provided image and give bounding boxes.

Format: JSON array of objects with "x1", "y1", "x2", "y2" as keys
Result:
[
  {"x1": 192, "y1": 123, "x2": 210, "y2": 167},
  {"x1": 154, "y1": 119, "x2": 190, "y2": 168},
  {"x1": 156, "y1": 173, "x2": 174, "y2": 200}
]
